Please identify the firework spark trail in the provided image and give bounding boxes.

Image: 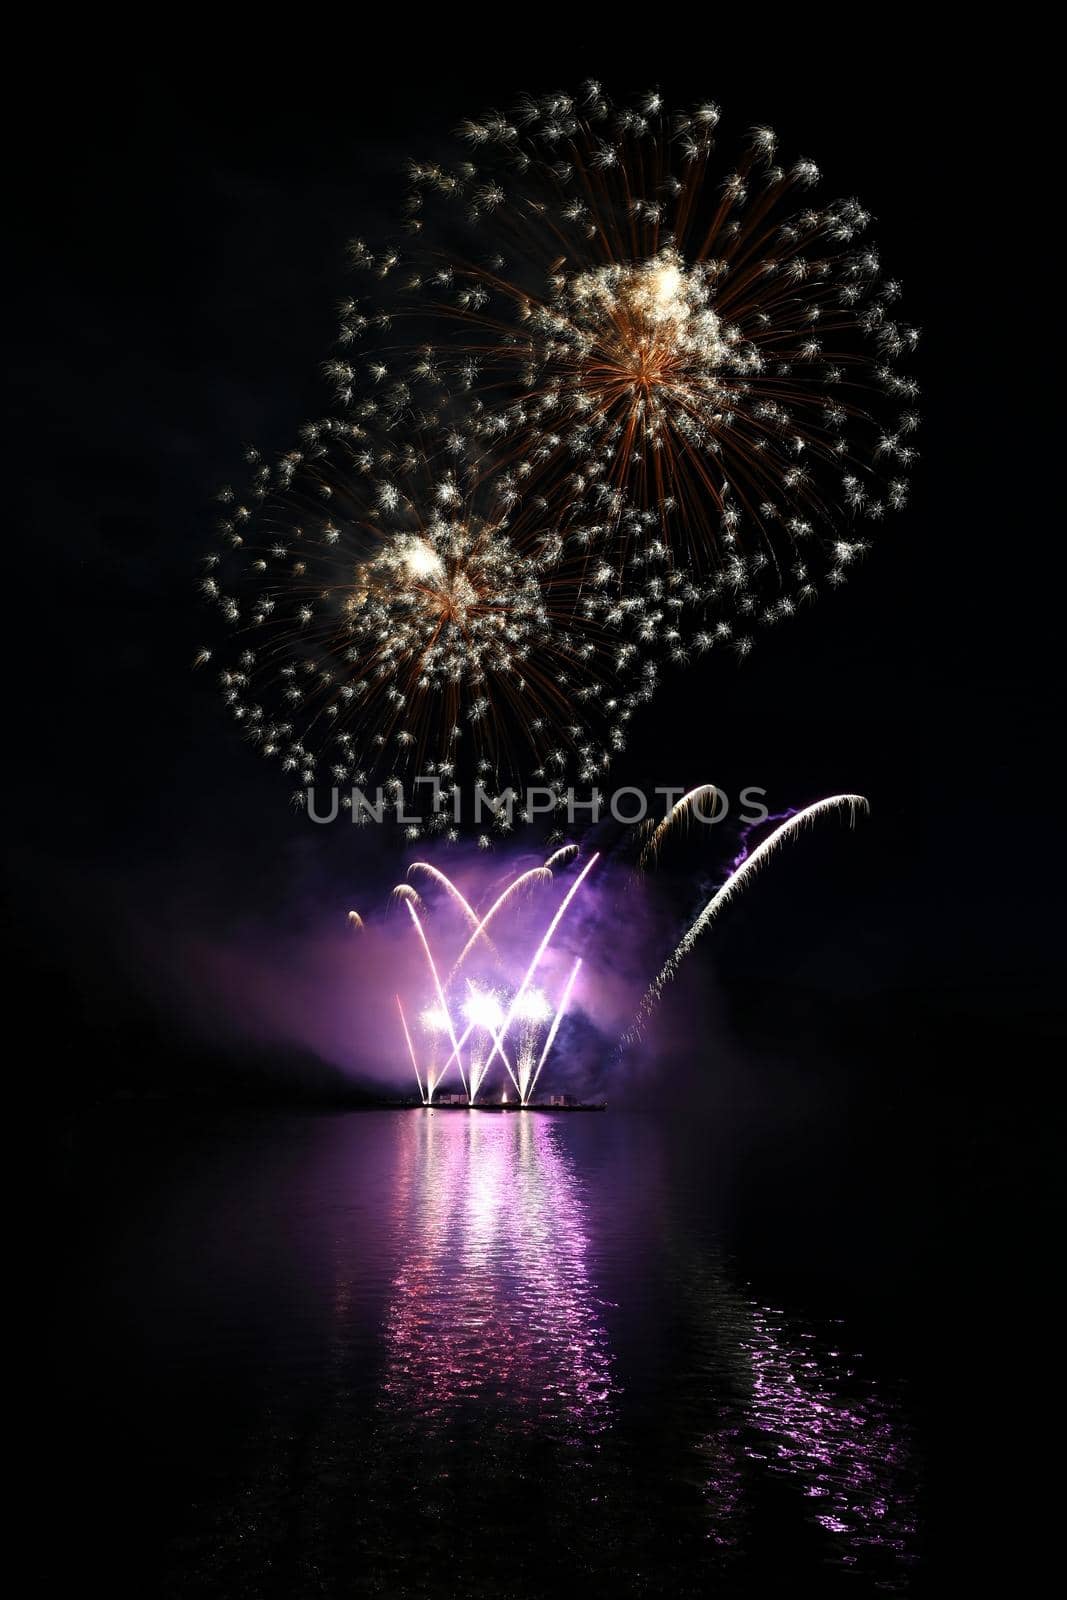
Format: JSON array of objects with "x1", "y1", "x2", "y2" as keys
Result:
[
  {"x1": 404, "y1": 901, "x2": 468, "y2": 1099},
  {"x1": 432, "y1": 860, "x2": 592, "y2": 1091},
  {"x1": 728, "y1": 806, "x2": 806, "y2": 871},
  {"x1": 638, "y1": 783, "x2": 722, "y2": 867},
  {"x1": 348, "y1": 910, "x2": 364, "y2": 930},
  {"x1": 408, "y1": 864, "x2": 483, "y2": 933},
  {"x1": 396, "y1": 994, "x2": 426, "y2": 1102},
  {"x1": 627, "y1": 795, "x2": 869, "y2": 1039},
  {"x1": 408, "y1": 863, "x2": 497, "y2": 960},
  {"x1": 447, "y1": 865, "x2": 553, "y2": 981},
  {"x1": 480, "y1": 853, "x2": 600, "y2": 1081},
  {"x1": 434, "y1": 1018, "x2": 475, "y2": 1082},
  {"x1": 477, "y1": 1016, "x2": 520, "y2": 1095},
  {"x1": 525, "y1": 958, "x2": 583, "y2": 1106},
  {"x1": 431, "y1": 1006, "x2": 520, "y2": 1095},
  {"x1": 544, "y1": 844, "x2": 578, "y2": 870},
  {"x1": 460, "y1": 982, "x2": 521, "y2": 1092},
  {"x1": 391, "y1": 883, "x2": 425, "y2": 911}
]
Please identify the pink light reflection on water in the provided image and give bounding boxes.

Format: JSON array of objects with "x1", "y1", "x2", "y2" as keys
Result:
[
  {"x1": 744, "y1": 1305, "x2": 917, "y2": 1568},
  {"x1": 380, "y1": 1112, "x2": 616, "y2": 1441},
  {"x1": 699, "y1": 1295, "x2": 918, "y2": 1579}
]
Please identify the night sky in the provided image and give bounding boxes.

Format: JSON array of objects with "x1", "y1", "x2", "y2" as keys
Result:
[
  {"x1": 15, "y1": 36, "x2": 1058, "y2": 1597},
  {"x1": 13, "y1": 45, "x2": 1055, "y2": 1099}
]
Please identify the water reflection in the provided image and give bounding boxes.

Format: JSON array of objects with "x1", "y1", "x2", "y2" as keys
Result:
[
  {"x1": 341, "y1": 1113, "x2": 620, "y2": 1597},
  {"x1": 381, "y1": 1112, "x2": 615, "y2": 1437},
  {"x1": 683, "y1": 1254, "x2": 918, "y2": 1588},
  {"x1": 371, "y1": 1114, "x2": 916, "y2": 1590},
  {"x1": 65, "y1": 1109, "x2": 921, "y2": 1595}
]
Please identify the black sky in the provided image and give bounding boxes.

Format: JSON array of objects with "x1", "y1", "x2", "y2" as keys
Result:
[{"x1": 8, "y1": 38, "x2": 1059, "y2": 1107}]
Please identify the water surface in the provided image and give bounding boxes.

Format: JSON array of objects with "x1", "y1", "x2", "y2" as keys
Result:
[{"x1": 60, "y1": 1107, "x2": 919, "y2": 1596}]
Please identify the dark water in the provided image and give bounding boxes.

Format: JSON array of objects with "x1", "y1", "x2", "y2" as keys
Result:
[{"x1": 58, "y1": 1108, "x2": 924, "y2": 1597}]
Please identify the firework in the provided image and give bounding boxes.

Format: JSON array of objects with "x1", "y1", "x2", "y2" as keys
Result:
[
  {"x1": 628, "y1": 793, "x2": 869, "y2": 1036},
  {"x1": 448, "y1": 864, "x2": 552, "y2": 979},
  {"x1": 639, "y1": 782, "x2": 722, "y2": 866},
  {"x1": 345, "y1": 86, "x2": 917, "y2": 645},
  {"x1": 390, "y1": 882, "x2": 425, "y2": 911},
  {"x1": 478, "y1": 851, "x2": 599, "y2": 1087},
  {"x1": 395, "y1": 993, "x2": 425, "y2": 1101},
  {"x1": 206, "y1": 437, "x2": 680, "y2": 801},
  {"x1": 378, "y1": 790, "x2": 870, "y2": 1097},
  {"x1": 392, "y1": 852, "x2": 596, "y2": 1103},
  {"x1": 408, "y1": 862, "x2": 485, "y2": 941},
  {"x1": 204, "y1": 88, "x2": 918, "y2": 804},
  {"x1": 525, "y1": 958, "x2": 583, "y2": 1105},
  {"x1": 405, "y1": 898, "x2": 470, "y2": 1098}
]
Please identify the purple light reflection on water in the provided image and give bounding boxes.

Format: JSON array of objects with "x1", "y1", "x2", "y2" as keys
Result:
[
  {"x1": 742, "y1": 1305, "x2": 917, "y2": 1568},
  {"x1": 63, "y1": 1109, "x2": 922, "y2": 1594},
  {"x1": 698, "y1": 1288, "x2": 918, "y2": 1582},
  {"x1": 375, "y1": 1113, "x2": 916, "y2": 1585},
  {"x1": 380, "y1": 1112, "x2": 615, "y2": 1441}
]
